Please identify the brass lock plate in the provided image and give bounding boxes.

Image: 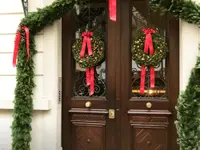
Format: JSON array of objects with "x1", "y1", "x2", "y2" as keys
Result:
[{"x1": 109, "y1": 109, "x2": 115, "y2": 119}]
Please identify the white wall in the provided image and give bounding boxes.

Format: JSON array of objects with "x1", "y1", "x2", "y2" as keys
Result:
[
  {"x1": 0, "y1": 0, "x2": 62, "y2": 150},
  {"x1": 179, "y1": 0, "x2": 200, "y2": 91},
  {"x1": 179, "y1": 21, "x2": 200, "y2": 91}
]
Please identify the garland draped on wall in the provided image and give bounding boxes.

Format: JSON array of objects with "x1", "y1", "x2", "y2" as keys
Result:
[
  {"x1": 11, "y1": 0, "x2": 74, "y2": 149},
  {"x1": 11, "y1": 0, "x2": 200, "y2": 149},
  {"x1": 150, "y1": 0, "x2": 200, "y2": 25}
]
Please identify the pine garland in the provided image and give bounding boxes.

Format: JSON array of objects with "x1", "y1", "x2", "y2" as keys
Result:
[
  {"x1": 150, "y1": 0, "x2": 200, "y2": 149},
  {"x1": 150, "y1": 0, "x2": 200, "y2": 25},
  {"x1": 11, "y1": 0, "x2": 75, "y2": 149},
  {"x1": 12, "y1": 34, "x2": 36, "y2": 150}
]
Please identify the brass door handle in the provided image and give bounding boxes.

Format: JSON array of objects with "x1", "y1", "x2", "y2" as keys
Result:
[
  {"x1": 85, "y1": 101, "x2": 92, "y2": 108},
  {"x1": 146, "y1": 102, "x2": 152, "y2": 109}
]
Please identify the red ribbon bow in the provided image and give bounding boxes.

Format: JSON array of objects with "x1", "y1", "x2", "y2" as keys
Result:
[
  {"x1": 109, "y1": 0, "x2": 116, "y2": 21},
  {"x1": 80, "y1": 32, "x2": 93, "y2": 58},
  {"x1": 13, "y1": 26, "x2": 30, "y2": 67},
  {"x1": 140, "y1": 28, "x2": 156, "y2": 94},
  {"x1": 80, "y1": 31, "x2": 95, "y2": 96}
]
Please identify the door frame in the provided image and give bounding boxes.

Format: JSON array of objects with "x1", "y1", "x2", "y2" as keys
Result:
[{"x1": 61, "y1": 1, "x2": 179, "y2": 149}]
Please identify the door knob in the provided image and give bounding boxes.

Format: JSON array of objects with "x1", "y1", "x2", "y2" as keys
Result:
[
  {"x1": 146, "y1": 102, "x2": 152, "y2": 109},
  {"x1": 85, "y1": 101, "x2": 92, "y2": 108}
]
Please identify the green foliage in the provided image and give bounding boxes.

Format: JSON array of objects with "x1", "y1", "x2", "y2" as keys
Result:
[
  {"x1": 20, "y1": 0, "x2": 75, "y2": 34},
  {"x1": 175, "y1": 57, "x2": 200, "y2": 150},
  {"x1": 150, "y1": 0, "x2": 200, "y2": 25},
  {"x1": 12, "y1": 35, "x2": 36, "y2": 150},
  {"x1": 11, "y1": 0, "x2": 75, "y2": 150}
]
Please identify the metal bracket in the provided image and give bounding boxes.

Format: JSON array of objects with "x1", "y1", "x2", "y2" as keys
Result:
[
  {"x1": 21, "y1": 0, "x2": 28, "y2": 16},
  {"x1": 108, "y1": 109, "x2": 115, "y2": 119},
  {"x1": 58, "y1": 77, "x2": 62, "y2": 104}
]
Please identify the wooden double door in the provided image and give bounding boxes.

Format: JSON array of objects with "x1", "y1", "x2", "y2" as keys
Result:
[{"x1": 62, "y1": 0, "x2": 179, "y2": 150}]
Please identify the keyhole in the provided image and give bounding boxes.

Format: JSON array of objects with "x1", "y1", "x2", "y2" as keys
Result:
[
  {"x1": 87, "y1": 139, "x2": 91, "y2": 143},
  {"x1": 147, "y1": 141, "x2": 151, "y2": 145}
]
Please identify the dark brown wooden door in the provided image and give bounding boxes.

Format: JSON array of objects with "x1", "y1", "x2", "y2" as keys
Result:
[{"x1": 62, "y1": 0, "x2": 179, "y2": 150}]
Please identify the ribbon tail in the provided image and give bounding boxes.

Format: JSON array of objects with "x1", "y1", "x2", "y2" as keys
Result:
[
  {"x1": 140, "y1": 66, "x2": 146, "y2": 94},
  {"x1": 109, "y1": 0, "x2": 116, "y2": 21},
  {"x1": 24, "y1": 27, "x2": 30, "y2": 60},
  {"x1": 150, "y1": 66, "x2": 155, "y2": 88},
  {"x1": 144, "y1": 34, "x2": 150, "y2": 54},
  {"x1": 80, "y1": 37, "x2": 87, "y2": 58},
  {"x1": 86, "y1": 68, "x2": 90, "y2": 86},
  {"x1": 148, "y1": 35, "x2": 154, "y2": 55},
  {"x1": 12, "y1": 32, "x2": 21, "y2": 67},
  {"x1": 87, "y1": 37, "x2": 93, "y2": 56},
  {"x1": 90, "y1": 67, "x2": 95, "y2": 96}
]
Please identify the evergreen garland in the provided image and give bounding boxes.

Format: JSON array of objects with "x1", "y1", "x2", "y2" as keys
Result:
[
  {"x1": 11, "y1": 0, "x2": 75, "y2": 149},
  {"x1": 12, "y1": 34, "x2": 36, "y2": 150},
  {"x1": 150, "y1": 0, "x2": 200, "y2": 149},
  {"x1": 150, "y1": 0, "x2": 200, "y2": 25}
]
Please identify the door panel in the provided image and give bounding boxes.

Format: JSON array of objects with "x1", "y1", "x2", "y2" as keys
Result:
[
  {"x1": 62, "y1": 1, "x2": 119, "y2": 150},
  {"x1": 71, "y1": 114, "x2": 106, "y2": 150},
  {"x1": 133, "y1": 127, "x2": 167, "y2": 150},
  {"x1": 130, "y1": 113, "x2": 169, "y2": 150},
  {"x1": 120, "y1": 0, "x2": 179, "y2": 150}
]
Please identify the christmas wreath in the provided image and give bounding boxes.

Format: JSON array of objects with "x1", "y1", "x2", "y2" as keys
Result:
[
  {"x1": 131, "y1": 28, "x2": 167, "y2": 94},
  {"x1": 132, "y1": 28, "x2": 167, "y2": 67},
  {"x1": 72, "y1": 32, "x2": 105, "y2": 68},
  {"x1": 72, "y1": 31, "x2": 105, "y2": 96}
]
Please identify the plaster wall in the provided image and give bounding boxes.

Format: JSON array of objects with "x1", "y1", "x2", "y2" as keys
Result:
[{"x1": 0, "y1": 0, "x2": 62, "y2": 149}]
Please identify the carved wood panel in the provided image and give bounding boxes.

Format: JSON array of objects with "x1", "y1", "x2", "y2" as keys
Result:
[
  {"x1": 130, "y1": 115, "x2": 168, "y2": 150},
  {"x1": 71, "y1": 114, "x2": 106, "y2": 150},
  {"x1": 133, "y1": 127, "x2": 167, "y2": 150}
]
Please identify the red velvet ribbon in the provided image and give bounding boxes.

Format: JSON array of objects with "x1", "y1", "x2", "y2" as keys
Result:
[
  {"x1": 80, "y1": 32, "x2": 93, "y2": 58},
  {"x1": 80, "y1": 31, "x2": 95, "y2": 96},
  {"x1": 13, "y1": 26, "x2": 30, "y2": 67},
  {"x1": 109, "y1": 0, "x2": 116, "y2": 21},
  {"x1": 140, "y1": 28, "x2": 156, "y2": 94}
]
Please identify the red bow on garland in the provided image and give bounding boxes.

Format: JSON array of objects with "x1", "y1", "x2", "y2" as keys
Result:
[
  {"x1": 140, "y1": 28, "x2": 156, "y2": 94},
  {"x1": 80, "y1": 31, "x2": 95, "y2": 96},
  {"x1": 13, "y1": 26, "x2": 30, "y2": 67}
]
